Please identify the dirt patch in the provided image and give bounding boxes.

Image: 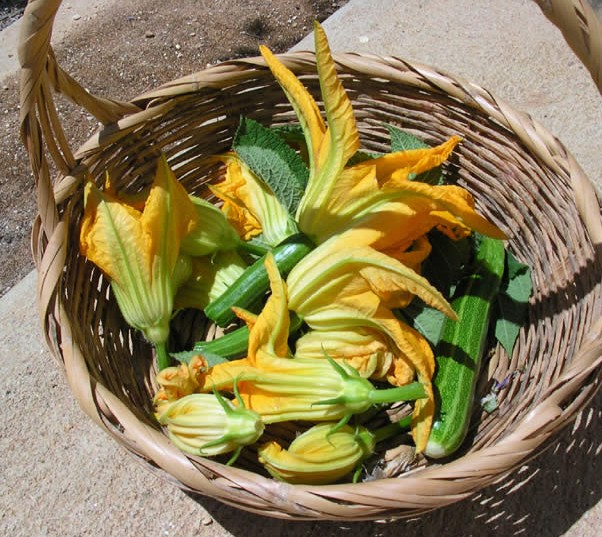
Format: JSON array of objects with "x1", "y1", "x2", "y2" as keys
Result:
[{"x1": 0, "y1": 0, "x2": 346, "y2": 297}]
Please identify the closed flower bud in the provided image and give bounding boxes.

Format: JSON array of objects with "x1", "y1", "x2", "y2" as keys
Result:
[
  {"x1": 158, "y1": 392, "x2": 265, "y2": 457},
  {"x1": 230, "y1": 353, "x2": 427, "y2": 424},
  {"x1": 180, "y1": 196, "x2": 242, "y2": 256},
  {"x1": 258, "y1": 423, "x2": 375, "y2": 485}
]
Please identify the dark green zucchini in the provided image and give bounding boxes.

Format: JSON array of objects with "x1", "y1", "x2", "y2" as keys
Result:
[{"x1": 204, "y1": 234, "x2": 314, "y2": 327}]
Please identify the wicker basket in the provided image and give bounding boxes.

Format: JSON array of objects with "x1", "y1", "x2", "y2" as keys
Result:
[{"x1": 18, "y1": 0, "x2": 602, "y2": 521}]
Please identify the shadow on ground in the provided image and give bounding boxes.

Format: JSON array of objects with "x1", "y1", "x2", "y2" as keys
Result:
[{"x1": 184, "y1": 386, "x2": 601, "y2": 537}]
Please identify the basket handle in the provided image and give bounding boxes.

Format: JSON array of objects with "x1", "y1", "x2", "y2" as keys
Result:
[
  {"x1": 18, "y1": 0, "x2": 140, "y2": 247},
  {"x1": 532, "y1": 0, "x2": 602, "y2": 245},
  {"x1": 533, "y1": 0, "x2": 602, "y2": 94}
]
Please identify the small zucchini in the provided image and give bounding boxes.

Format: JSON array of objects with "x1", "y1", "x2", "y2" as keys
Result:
[
  {"x1": 424, "y1": 235, "x2": 505, "y2": 459},
  {"x1": 204, "y1": 234, "x2": 314, "y2": 327}
]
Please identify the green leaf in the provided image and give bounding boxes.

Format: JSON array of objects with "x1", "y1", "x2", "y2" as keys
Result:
[
  {"x1": 270, "y1": 124, "x2": 306, "y2": 145},
  {"x1": 233, "y1": 117, "x2": 309, "y2": 214},
  {"x1": 171, "y1": 348, "x2": 229, "y2": 367},
  {"x1": 387, "y1": 124, "x2": 429, "y2": 152},
  {"x1": 347, "y1": 150, "x2": 381, "y2": 166},
  {"x1": 386, "y1": 124, "x2": 444, "y2": 185},
  {"x1": 398, "y1": 301, "x2": 447, "y2": 347},
  {"x1": 422, "y1": 230, "x2": 473, "y2": 297},
  {"x1": 493, "y1": 251, "x2": 532, "y2": 356}
]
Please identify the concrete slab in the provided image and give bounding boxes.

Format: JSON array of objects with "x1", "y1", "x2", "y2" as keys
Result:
[{"x1": 1, "y1": 1, "x2": 600, "y2": 536}]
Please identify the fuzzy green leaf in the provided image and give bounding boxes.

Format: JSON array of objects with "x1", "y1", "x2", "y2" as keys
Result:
[
  {"x1": 270, "y1": 124, "x2": 306, "y2": 145},
  {"x1": 171, "y1": 349, "x2": 229, "y2": 367},
  {"x1": 233, "y1": 117, "x2": 309, "y2": 214},
  {"x1": 493, "y1": 251, "x2": 532, "y2": 356},
  {"x1": 387, "y1": 124, "x2": 444, "y2": 185},
  {"x1": 398, "y1": 301, "x2": 447, "y2": 347}
]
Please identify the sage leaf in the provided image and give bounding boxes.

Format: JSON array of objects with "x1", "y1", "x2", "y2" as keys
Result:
[
  {"x1": 493, "y1": 251, "x2": 532, "y2": 356},
  {"x1": 233, "y1": 117, "x2": 309, "y2": 214},
  {"x1": 398, "y1": 301, "x2": 447, "y2": 347},
  {"x1": 172, "y1": 348, "x2": 229, "y2": 367},
  {"x1": 387, "y1": 124, "x2": 444, "y2": 185}
]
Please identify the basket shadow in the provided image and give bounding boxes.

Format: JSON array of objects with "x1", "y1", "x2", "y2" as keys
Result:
[{"x1": 182, "y1": 380, "x2": 600, "y2": 537}]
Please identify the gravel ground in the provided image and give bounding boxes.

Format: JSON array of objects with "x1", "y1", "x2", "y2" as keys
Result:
[
  {"x1": 0, "y1": 0, "x2": 346, "y2": 297},
  {"x1": 0, "y1": 1, "x2": 26, "y2": 31}
]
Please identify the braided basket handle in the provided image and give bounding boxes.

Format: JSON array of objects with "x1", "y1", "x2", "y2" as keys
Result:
[
  {"x1": 531, "y1": 0, "x2": 602, "y2": 245},
  {"x1": 18, "y1": 0, "x2": 139, "y2": 244},
  {"x1": 533, "y1": 0, "x2": 602, "y2": 94}
]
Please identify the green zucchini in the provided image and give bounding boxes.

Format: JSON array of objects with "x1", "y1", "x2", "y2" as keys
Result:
[
  {"x1": 204, "y1": 234, "x2": 314, "y2": 327},
  {"x1": 424, "y1": 235, "x2": 506, "y2": 459}
]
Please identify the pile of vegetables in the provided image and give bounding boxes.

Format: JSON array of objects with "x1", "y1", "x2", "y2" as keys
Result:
[{"x1": 79, "y1": 22, "x2": 531, "y2": 484}]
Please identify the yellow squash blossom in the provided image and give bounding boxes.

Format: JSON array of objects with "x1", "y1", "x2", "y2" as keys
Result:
[
  {"x1": 332, "y1": 170, "x2": 507, "y2": 259},
  {"x1": 180, "y1": 195, "x2": 242, "y2": 256},
  {"x1": 286, "y1": 236, "x2": 455, "y2": 325},
  {"x1": 80, "y1": 154, "x2": 198, "y2": 369},
  {"x1": 210, "y1": 153, "x2": 298, "y2": 246},
  {"x1": 286, "y1": 237, "x2": 449, "y2": 451},
  {"x1": 154, "y1": 361, "x2": 199, "y2": 405},
  {"x1": 201, "y1": 255, "x2": 427, "y2": 424},
  {"x1": 174, "y1": 249, "x2": 247, "y2": 311},
  {"x1": 258, "y1": 423, "x2": 375, "y2": 485},
  {"x1": 260, "y1": 22, "x2": 506, "y2": 249},
  {"x1": 260, "y1": 22, "x2": 358, "y2": 243},
  {"x1": 156, "y1": 392, "x2": 264, "y2": 459}
]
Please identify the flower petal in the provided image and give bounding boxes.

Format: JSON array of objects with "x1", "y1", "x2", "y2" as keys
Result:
[
  {"x1": 295, "y1": 327, "x2": 393, "y2": 379},
  {"x1": 357, "y1": 135, "x2": 461, "y2": 182},
  {"x1": 80, "y1": 181, "x2": 149, "y2": 287},
  {"x1": 209, "y1": 154, "x2": 263, "y2": 240},
  {"x1": 259, "y1": 46, "x2": 326, "y2": 170},
  {"x1": 247, "y1": 253, "x2": 291, "y2": 365},
  {"x1": 287, "y1": 237, "x2": 455, "y2": 320},
  {"x1": 143, "y1": 154, "x2": 198, "y2": 273},
  {"x1": 296, "y1": 22, "x2": 360, "y2": 240},
  {"x1": 211, "y1": 154, "x2": 295, "y2": 245}
]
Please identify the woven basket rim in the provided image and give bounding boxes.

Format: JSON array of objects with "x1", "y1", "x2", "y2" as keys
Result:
[
  {"x1": 18, "y1": 0, "x2": 602, "y2": 522},
  {"x1": 47, "y1": 51, "x2": 601, "y2": 521}
]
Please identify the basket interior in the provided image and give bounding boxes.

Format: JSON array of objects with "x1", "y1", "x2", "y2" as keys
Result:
[{"x1": 51, "y1": 55, "x2": 601, "y2": 510}]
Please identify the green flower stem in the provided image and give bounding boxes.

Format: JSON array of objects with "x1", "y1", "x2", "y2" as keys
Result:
[
  {"x1": 368, "y1": 382, "x2": 426, "y2": 404},
  {"x1": 372, "y1": 415, "x2": 413, "y2": 444},
  {"x1": 155, "y1": 341, "x2": 172, "y2": 371}
]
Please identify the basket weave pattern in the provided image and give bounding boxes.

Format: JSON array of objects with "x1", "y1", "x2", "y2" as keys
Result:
[{"x1": 18, "y1": 0, "x2": 602, "y2": 520}]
